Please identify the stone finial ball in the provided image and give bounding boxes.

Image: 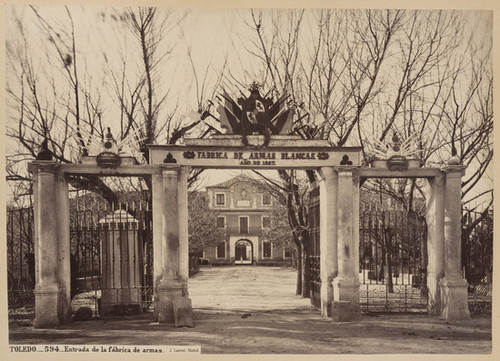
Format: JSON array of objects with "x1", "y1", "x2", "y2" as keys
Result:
[{"x1": 448, "y1": 155, "x2": 461, "y2": 165}]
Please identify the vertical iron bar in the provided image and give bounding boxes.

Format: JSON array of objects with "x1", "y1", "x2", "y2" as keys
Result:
[
  {"x1": 19, "y1": 208, "x2": 23, "y2": 291},
  {"x1": 111, "y1": 202, "x2": 116, "y2": 299},
  {"x1": 9, "y1": 209, "x2": 14, "y2": 292}
]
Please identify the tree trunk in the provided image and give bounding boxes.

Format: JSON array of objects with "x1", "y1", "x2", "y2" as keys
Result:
[
  {"x1": 379, "y1": 246, "x2": 386, "y2": 282},
  {"x1": 385, "y1": 237, "x2": 394, "y2": 293},
  {"x1": 386, "y1": 251, "x2": 394, "y2": 293},
  {"x1": 295, "y1": 243, "x2": 302, "y2": 296}
]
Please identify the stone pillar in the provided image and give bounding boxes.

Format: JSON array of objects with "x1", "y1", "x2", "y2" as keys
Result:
[
  {"x1": 151, "y1": 169, "x2": 164, "y2": 321},
  {"x1": 156, "y1": 166, "x2": 183, "y2": 323},
  {"x1": 318, "y1": 167, "x2": 338, "y2": 317},
  {"x1": 55, "y1": 172, "x2": 71, "y2": 323},
  {"x1": 440, "y1": 165, "x2": 470, "y2": 319},
  {"x1": 178, "y1": 166, "x2": 190, "y2": 296},
  {"x1": 426, "y1": 175, "x2": 445, "y2": 314},
  {"x1": 31, "y1": 161, "x2": 70, "y2": 328},
  {"x1": 332, "y1": 167, "x2": 360, "y2": 321}
]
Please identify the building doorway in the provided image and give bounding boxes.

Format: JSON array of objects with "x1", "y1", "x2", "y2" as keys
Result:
[{"x1": 235, "y1": 239, "x2": 253, "y2": 265}]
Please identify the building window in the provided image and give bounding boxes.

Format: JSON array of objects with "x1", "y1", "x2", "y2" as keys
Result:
[
  {"x1": 217, "y1": 216, "x2": 225, "y2": 228},
  {"x1": 216, "y1": 241, "x2": 226, "y2": 258},
  {"x1": 284, "y1": 249, "x2": 292, "y2": 259},
  {"x1": 262, "y1": 193, "x2": 271, "y2": 205},
  {"x1": 262, "y1": 216, "x2": 271, "y2": 229},
  {"x1": 216, "y1": 193, "x2": 225, "y2": 206},
  {"x1": 263, "y1": 241, "x2": 272, "y2": 258},
  {"x1": 239, "y1": 217, "x2": 249, "y2": 234}
]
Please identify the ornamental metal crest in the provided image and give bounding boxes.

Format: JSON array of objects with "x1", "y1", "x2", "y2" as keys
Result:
[{"x1": 216, "y1": 82, "x2": 295, "y2": 147}]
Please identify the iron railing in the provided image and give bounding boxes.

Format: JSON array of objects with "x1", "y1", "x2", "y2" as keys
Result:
[
  {"x1": 6, "y1": 206, "x2": 35, "y2": 308},
  {"x1": 71, "y1": 195, "x2": 153, "y2": 317},
  {"x1": 359, "y1": 204, "x2": 428, "y2": 312},
  {"x1": 462, "y1": 208, "x2": 493, "y2": 314},
  {"x1": 7, "y1": 199, "x2": 492, "y2": 315},
  {"x1": 6, "y1": 194, "x2": 154, "y2": 317}
]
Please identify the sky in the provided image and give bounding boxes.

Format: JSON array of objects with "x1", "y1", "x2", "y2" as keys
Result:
[{"x1": 3, "y1": 4, "x2": 495, "y2": 206}]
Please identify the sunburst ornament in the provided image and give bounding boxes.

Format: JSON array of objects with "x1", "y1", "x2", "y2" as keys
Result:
[
  {"x1": 74, "y1": 126, "x2": 147, "y2": 164},
  {"x1": 366, "y1": 132, "x2": 421, "y2": 160},
  {"x1": 365, "y1": 132, "x2": 422, "y2": 170}
]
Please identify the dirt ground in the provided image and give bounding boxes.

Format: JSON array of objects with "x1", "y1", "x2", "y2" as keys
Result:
[{"x1": 7, "y1": 266, "x2": 493, "y2": 355}]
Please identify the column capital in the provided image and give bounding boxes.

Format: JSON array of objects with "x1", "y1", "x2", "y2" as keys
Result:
[
  {"x1": 28, "y1": 160, "x2": 59, "y2": 175},
  {"x1": 442, "y1": 165, "x2": 466, "y2": 176},
  {"x1": 159, "y1": 164, "x2": 181, "y2": 170},
  {"x1": 159, "y1": 164, "x2": 181, "y2": 177},
  {"x1": 335, "y1": 165, "x2": 359, "y2": 174},
  {"x1": 336, "y1": 166, "x2": 360, "y2": 184}
]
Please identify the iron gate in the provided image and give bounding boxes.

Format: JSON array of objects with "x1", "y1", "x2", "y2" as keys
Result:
[
  {"x1": 359, "y1": 204, "x2": 428, "y2": 312},
  {"x1": 308, "y1": 185, "x2": 321, "y2": 310},
  {"x1": 70, "y1": 193, "x2": 153, "y2": 317}
]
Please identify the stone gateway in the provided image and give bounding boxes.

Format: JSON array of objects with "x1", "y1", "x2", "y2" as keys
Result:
[{"x1": 28, "y1": 134, "x2": 470, "y2": 328}]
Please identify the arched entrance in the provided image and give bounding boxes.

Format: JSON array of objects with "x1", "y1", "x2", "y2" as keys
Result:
[{"x1": 234, "y1": 239, "x2": 253, "y2": 265}]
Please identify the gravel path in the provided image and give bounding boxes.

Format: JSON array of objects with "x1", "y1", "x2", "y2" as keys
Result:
[
  {"x1": 189, "y1": 266, "x2": 310, "y2": 312},
  {"x1": 8, "y1": 266, "x2": 492, "y2": 355}
]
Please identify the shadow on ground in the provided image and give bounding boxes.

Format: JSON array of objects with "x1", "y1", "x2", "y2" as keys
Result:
[
  {"x1": 8, "y1": 267, "x2": 492, "y2": 354},
  {"x1": 9, "y1": 308, "x2": 491, "y2": 354}
]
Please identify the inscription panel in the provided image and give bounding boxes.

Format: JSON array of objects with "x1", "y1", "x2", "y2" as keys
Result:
[{"x1": 149, "y1": 145, "x2": 361, "y2": 169}]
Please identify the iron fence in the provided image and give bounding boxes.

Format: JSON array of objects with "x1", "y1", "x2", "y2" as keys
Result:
[
  {"x1": 7, "y1": 196, "x2": 492, "y2": 316},
  {"x1": 308, "y1": 185, "x2": 321, "y2": 310},
  {"x1": 6, "y1": 206, "x2": 35, "y2": 308},
  {"x1": 6, "y1": 194, "x2": 154, "y2": 317},
  {"x1": 359, "y1": 204, "x2": 428, "y2": 312},
  {"x1": 462, "y1": 208, "x2": 493, "y2": 314},
  {"x1": 71, "y1": 194, "x2": 153, "y2": 317}
]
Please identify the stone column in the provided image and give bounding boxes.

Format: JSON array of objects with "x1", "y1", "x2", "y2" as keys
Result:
[
  {"x1": 55, "y1": 172, "x2": 71, "y2": 323},
  {"x1": 151, "y1": 168, "x2": 164, "y2": 321},
  {"x1": 31, "y1": 161, "x2": 70, "y2": 328},
  {"x1": 440, "y1": 165, "x2": 470, "y2": 319},
  {"x1": 318, "y1": 167, "x2": 338, "y2": 317},
  {"x1": 156, "y1": 166, "x2": 183, "y2": 323},
  {"x1": 178, "y1": 166, "x2": 190, "y2": 296},
  {"x1": 426, "y1": 175, "x2": 445, "y2": 314},
  {"x1": 332, "y1": 166, "x2": 360, "y2": 321}
]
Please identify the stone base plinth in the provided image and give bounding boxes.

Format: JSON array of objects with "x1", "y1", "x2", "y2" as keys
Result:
[
  {"x1": 333, "y1": 277, "x2": 360, "y2": 304},
  {"x1": 440, "y1": 277, "x2": 470, "y2": 320},
  {"x1": 427, "y1": 287, "x2": 441, "y2": 315},
  {"x1": 332, "y1": 277, "x2": 360, "y2": 321},
  {"x1": 320, "y1": 281, "x2": 333, "y2": 317},
  {"x1": 155, "y1": 280, "x2": 184, "y2": 324},
  {"x1": 331, "y1": 301, "x2": 361, "y2": 322},
  {"x1": 34, "y1": 282, "x2": 66, "y2": 329},
  {"x1": 173, "y1": 296, "x2": 194, "y2": 327}
]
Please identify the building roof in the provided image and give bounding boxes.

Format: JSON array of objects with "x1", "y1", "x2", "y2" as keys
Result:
[
  {"x1": 99, "y1": 209, "x2": 138, "y2": 223},
  {"x1": 206, "y1": 175, "x2": 258, "y2": 189}
]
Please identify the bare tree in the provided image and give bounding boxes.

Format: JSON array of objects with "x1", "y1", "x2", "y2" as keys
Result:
[
  {"x1": 6, "y1": 6, "x2": 114, "y2": 201},
  {"x1": 230, "y1": 8, "x2": 492, "y2": 296},
  {"x1": 188, "y1": 191, "x2": 226, "y2": 253},
  {"x1": 6, "y1": 6, "x2": 221, "y2": 204}
]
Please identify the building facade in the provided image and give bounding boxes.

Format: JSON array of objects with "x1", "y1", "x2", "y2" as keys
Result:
[{"x1": 202, "y1": 176, "x2": 293, "y2": 266}]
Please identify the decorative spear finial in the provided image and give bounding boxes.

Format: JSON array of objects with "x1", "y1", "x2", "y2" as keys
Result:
[
  {"x1": 249, "y1": 81, "x2": 260, "y2": 92},
  {"x1": 449, "y1": 144, "x2": 460, "y2": 165},
  {"x1": 103, "y1": 127, "x2": 118, "y2": 154},
  {"x1": 392, "y1": 132, "x2": 401, "y2": 152},
  {"x1": 36, "y1": 139, "x2": 53, "y2": 160}
]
